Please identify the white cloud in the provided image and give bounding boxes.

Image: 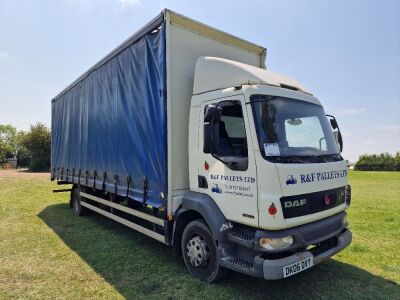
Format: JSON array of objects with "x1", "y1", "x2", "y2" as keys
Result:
[
  {"x1": 378, "y1": 125, "x2": 400, "y2": 132},
  {"x1": 337, "y1": 108, "x2": 367, "y2": 116},
  {"x1": 364, "y1": 140, "x2": 376, "y2": 145},
  {"x1": 118, "y1": 0, "x2": 140, "y2": 7}
]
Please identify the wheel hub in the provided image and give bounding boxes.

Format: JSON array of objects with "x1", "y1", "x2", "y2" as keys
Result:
[{"x1": 186, "y1": 235, "x2": 210, "y2": 267}]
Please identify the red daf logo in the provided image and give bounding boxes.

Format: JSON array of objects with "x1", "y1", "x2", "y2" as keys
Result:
[{"x1": 324, "y1": 194, "x2": 331, "y2": 206}]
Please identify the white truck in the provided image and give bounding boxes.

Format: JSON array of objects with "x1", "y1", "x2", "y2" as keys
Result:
[{"x1": 51, "y1": 9, "x2": 352, "y2": 282}]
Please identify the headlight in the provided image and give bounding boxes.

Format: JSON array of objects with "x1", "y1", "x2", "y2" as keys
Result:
[{"x1": 259, "y1": 236, "x2": 293, "y2": 250}]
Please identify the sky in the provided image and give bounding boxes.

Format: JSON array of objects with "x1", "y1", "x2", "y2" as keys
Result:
[{"x1": 0, "y1": 0, "x2": 399, "y2": 162}]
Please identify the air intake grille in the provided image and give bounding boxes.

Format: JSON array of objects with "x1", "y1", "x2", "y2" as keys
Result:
[
  {"x1": 280, "y1": 187, "x2": 345, "y2": 219},
  {"x1": 300, "y1": 218, "x2": 343, "y2": 244}
]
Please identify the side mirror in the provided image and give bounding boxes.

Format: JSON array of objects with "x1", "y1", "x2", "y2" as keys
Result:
[
  {"x1": 327, "y1": 114, "x2": 343, "y2": 152},
  {"x1": 332, "y1": 131, "x2": 343, "y2": 152},
  {"x1": 337, "y1": 130, "x2": 343, "y2": 152},
  {"x1": 204, "y1": 105, "x2": 216, "y2": 122},
  {"x1": 327, "y1": 114, "x2": 340, "y2": 130},
  {"x1": 329, "y1": 118, "x2": 338, "y2": 130},
  {"x1": 203, "y1": 105, "x2": 222, "y2": 153}
]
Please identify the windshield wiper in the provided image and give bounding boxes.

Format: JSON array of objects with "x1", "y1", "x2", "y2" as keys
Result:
[
  {"x1": 272, "y1": 156, "x2": 305, "y2": 163},
  {"x1": 271, "y1": 154, "x2": 342, "y2": 163}
]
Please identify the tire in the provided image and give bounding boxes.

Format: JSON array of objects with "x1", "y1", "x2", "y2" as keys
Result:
[
  {"x1": 181, "y1": 219, "x2": 226, "y2": 282},
  {"x1": 71, "y1": 187, "x2": 87, "y2": 216}
]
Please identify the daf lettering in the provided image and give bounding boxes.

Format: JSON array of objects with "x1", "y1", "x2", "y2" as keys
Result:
[{"x1": 284, "y1": 199, "x2": 307, "y2": 208}]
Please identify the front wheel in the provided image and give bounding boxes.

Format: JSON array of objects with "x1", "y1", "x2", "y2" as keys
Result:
[
  {"x1": 181, "y1": 219, "x2": 226, "y2": 282},
  {"x1": 71, "y1": 187, "x2": 87, "y2": 216}
]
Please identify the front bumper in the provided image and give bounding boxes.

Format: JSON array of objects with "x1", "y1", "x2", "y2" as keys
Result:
[
  {"x1": 262, "y1": 228, "x2": 352, "y2": 279},
  {"x1": 219, "y1": 212, "x2": 352, "y2": 279}
]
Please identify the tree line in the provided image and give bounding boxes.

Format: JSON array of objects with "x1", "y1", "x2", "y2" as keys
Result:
[
  {"x1": 355, "y1": 152, "x2": 400, "y2": 171},
  {"x1": 0, "y1": 123, "x2": 51, "y2": 171}
]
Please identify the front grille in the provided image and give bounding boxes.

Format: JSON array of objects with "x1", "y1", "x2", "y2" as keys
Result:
[
  {"x1": 300, "y1": 218, "x2": 343, "y2": 244},
  {"x1": 280, "y1": 187, "x2": 345, "y2": 219}
]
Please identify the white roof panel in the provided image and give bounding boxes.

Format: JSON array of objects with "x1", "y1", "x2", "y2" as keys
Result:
[{"x1": 193, "y1": 57, "x2": 311, "y2": 95}]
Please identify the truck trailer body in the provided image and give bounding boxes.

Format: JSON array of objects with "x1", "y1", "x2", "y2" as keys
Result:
[{"x1": 51, "y1": 9, "x2": 352, "y2": 282}]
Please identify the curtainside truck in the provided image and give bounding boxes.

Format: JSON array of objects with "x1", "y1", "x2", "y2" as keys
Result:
[{"x1": 51, "y1": 9, "x2": 352, "y2": 282}]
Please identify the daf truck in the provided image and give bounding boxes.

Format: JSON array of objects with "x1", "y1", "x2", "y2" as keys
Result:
[{"x1": 51, "y1": 9, "x2": 352, "y2": 282}]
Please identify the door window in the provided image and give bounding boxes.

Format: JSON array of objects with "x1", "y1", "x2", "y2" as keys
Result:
[{"x1": 206, "y1": 100, "x2": 248, "y2": 170}]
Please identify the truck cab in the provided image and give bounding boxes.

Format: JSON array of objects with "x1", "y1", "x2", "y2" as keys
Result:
[{"x1": 180, "y1": 56, "x2": 351, "y2": 281}]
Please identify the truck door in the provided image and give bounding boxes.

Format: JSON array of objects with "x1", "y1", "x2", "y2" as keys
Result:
[{"x1": 197, "y1": 96, "x2": 258, "y2": 226}]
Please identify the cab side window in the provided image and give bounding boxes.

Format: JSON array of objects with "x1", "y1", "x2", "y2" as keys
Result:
[
  {"x1": 205, "y1": 100, "x2": 248, "y2": 171},
  {"x1": 217, "y1": 101, "x2": 248, "y2": 157}
]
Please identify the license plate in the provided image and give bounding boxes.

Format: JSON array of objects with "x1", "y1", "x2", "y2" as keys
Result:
[{"x1": 283, "y1": 257, "x2": 313, "y2": 278}]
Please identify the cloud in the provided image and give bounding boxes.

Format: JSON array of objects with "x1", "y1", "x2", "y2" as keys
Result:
[
  {"x1": 0, "y1": 50, "x2": 10, "y2": 60},
  {"x1": 337, "y1": 108, "x2": 367, "y2": 116},
  {"x1": 118, "y1": 0, "x2": 140, "y2": 7},
  {"x1": 378, "y1": 125, "x2": 400, "y2": 132},
  {"x1": 363, "y1": 140, "x2": 376, "y2": 145}
]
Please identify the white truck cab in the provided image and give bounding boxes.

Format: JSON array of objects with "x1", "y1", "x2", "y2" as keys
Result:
[{"x1": 183, "y1": 57, "x2": 351, "y2": 280}]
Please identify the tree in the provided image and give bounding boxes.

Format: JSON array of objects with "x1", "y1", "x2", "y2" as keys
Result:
[
  {"x1": 22, "y1": 123, "x2": 51, "y2": 171},
  {"x1": 394, "y1": 152, "x2": 400, "y2": 171},
  {"x1": 16, "y1": 131, "x2": 31, "y2": 167},
  {"x1": 355, "y1": 152, "x2": 399, "y2": 171},
  {"x1": 0, "y1": 124, "x2": 17, "y2": 163}
]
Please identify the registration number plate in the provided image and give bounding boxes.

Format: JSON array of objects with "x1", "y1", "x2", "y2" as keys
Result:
[{"x1": 283, "y1": 257, "x2": 313, "y2": 278}]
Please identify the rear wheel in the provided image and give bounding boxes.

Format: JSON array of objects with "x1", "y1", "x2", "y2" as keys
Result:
[
  {"x1": 181, "y1": 219, "x2": 226, "y2": 282},
  {"x1": 71, "y1": 187, "x2": 87, "y2": 216}
]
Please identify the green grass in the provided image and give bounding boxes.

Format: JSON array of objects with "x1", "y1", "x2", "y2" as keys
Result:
[{"x1": 0, "y1": 170, "x2": 399, "y2": 299}]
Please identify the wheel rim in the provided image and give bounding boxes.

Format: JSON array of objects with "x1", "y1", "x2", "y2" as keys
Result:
[{"x1": 186, "y1": 235, "x2": 210, "y2": 267}]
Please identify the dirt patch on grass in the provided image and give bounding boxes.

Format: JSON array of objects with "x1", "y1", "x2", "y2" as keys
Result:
[{"x1": 0, "y1": 169, "x2": 50, "y2": 179}]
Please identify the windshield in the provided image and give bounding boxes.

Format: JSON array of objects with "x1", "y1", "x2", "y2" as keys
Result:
[{"x1": 250, "y1": 95, "x2": 341, "y2": 163}]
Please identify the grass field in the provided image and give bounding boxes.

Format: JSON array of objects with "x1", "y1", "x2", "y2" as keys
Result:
[{"x1": 0, "y1": 170, "x2": 399, "y2": 299}]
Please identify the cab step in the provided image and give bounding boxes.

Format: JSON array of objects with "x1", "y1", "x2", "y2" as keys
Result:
[
  {"x1": 227, "y1": 228, "x2": 255, "y2": 248},
  {"x1": 220, "y1": 256, "x2": 257, "y2": 276},
  {"x1": 224, "y1": 256, "x2": 253, "y2": 270}
]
